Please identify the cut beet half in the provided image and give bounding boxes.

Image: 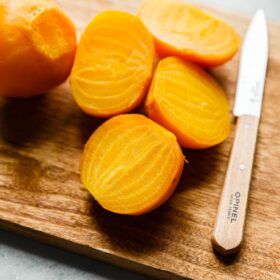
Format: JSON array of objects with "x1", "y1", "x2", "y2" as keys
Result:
[
  {"x1": 138, "y1": 0, "x2": 240, "y2": 67},
  {"x1": 70, "y1": 11, "x2": 155, "y2": 117},
  {"x1": 145, "y1": 57, "x2": 231, "y2": 149},
  {"x1": 81, "y1": 114, "x2": 184, "y2": 215}
]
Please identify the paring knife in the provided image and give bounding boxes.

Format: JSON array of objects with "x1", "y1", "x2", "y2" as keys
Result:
[{"x1": 212, "y1": 10, "x2": 269, "y2": 256}]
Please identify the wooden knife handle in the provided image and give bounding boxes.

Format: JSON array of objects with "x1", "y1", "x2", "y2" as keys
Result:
[{"x1": 212, "y1": 115, "x2": 259, "y2": 256}]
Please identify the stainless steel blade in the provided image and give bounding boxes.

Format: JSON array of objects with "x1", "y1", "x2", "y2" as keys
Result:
[{"x1": 233, "y1": 10, "x2": 269, "y2": 117}]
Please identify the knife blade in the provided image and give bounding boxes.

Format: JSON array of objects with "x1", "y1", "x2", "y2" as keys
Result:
[
  {"x1": 234, "y1": 10, "x2": 269, "y2": 118},
  {"x1": 212, "y1": 10, "x2": 269, "y2": 256}
]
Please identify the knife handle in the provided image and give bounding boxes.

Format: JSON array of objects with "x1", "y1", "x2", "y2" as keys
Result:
[{"x1": 212, "y1": 115, "x2": 259, "y2": 256}]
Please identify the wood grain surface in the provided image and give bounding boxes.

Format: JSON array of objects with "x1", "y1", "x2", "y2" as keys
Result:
[{"x1": 0, "y1": 1, "x2": 280, "y2": 279}]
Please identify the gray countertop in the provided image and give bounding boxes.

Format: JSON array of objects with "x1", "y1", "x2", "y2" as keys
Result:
[{"x1": 1, "y1": 1, "x2": 279, "y2": 279}]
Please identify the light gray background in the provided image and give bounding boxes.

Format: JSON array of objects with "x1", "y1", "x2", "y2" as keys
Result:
[{"x1": 1, "y1": 1, "x2": 279, "y2": 280}]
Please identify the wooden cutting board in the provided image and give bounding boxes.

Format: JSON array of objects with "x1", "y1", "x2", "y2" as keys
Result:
[{"x1": 0, "y1": 1, "x2": 280, "y2": 279}]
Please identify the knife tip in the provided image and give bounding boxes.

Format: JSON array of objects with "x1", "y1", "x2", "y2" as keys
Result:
[{"x1": 254, "y1": 9, "x2": 267, "y2": 23}]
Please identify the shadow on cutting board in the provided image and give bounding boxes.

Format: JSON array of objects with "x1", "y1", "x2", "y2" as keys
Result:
[
  {"x1": 213, "y1": 249, "x2": 240, "y2": 265},
  {"x1": 92, "y1": 201, "x2": 171, "y2": 255},
  {"x1": 177, "y1": 145, "x2": 224, "y2": 193},
  {"x1": 0, "y1": 95, "x2": 51, "y2": 147},
  {"x1": 0, "y1": 90, "x2": 104, "y2": 149}
]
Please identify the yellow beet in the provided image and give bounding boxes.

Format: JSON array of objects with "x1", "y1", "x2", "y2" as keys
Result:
[
  {"x1": 138, "y1": 0, "x2": 240, "y2": 67},
  {"x1": 145, "y1": 57, "x2": 231, "y2": 149},
  {"x1": 0, "y1": 0, "x2": 77, "y2": 97},
  {"x1": 70, "y1": 11, "x2": 155, "y2": 118},
  {"x1": 81, "y1": 114, "x2": 184, "y2": 215}
]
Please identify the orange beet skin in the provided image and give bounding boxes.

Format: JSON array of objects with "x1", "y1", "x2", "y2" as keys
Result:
[{"x1": 0, "y1": 0, "x2": 77, "y2": 97}]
